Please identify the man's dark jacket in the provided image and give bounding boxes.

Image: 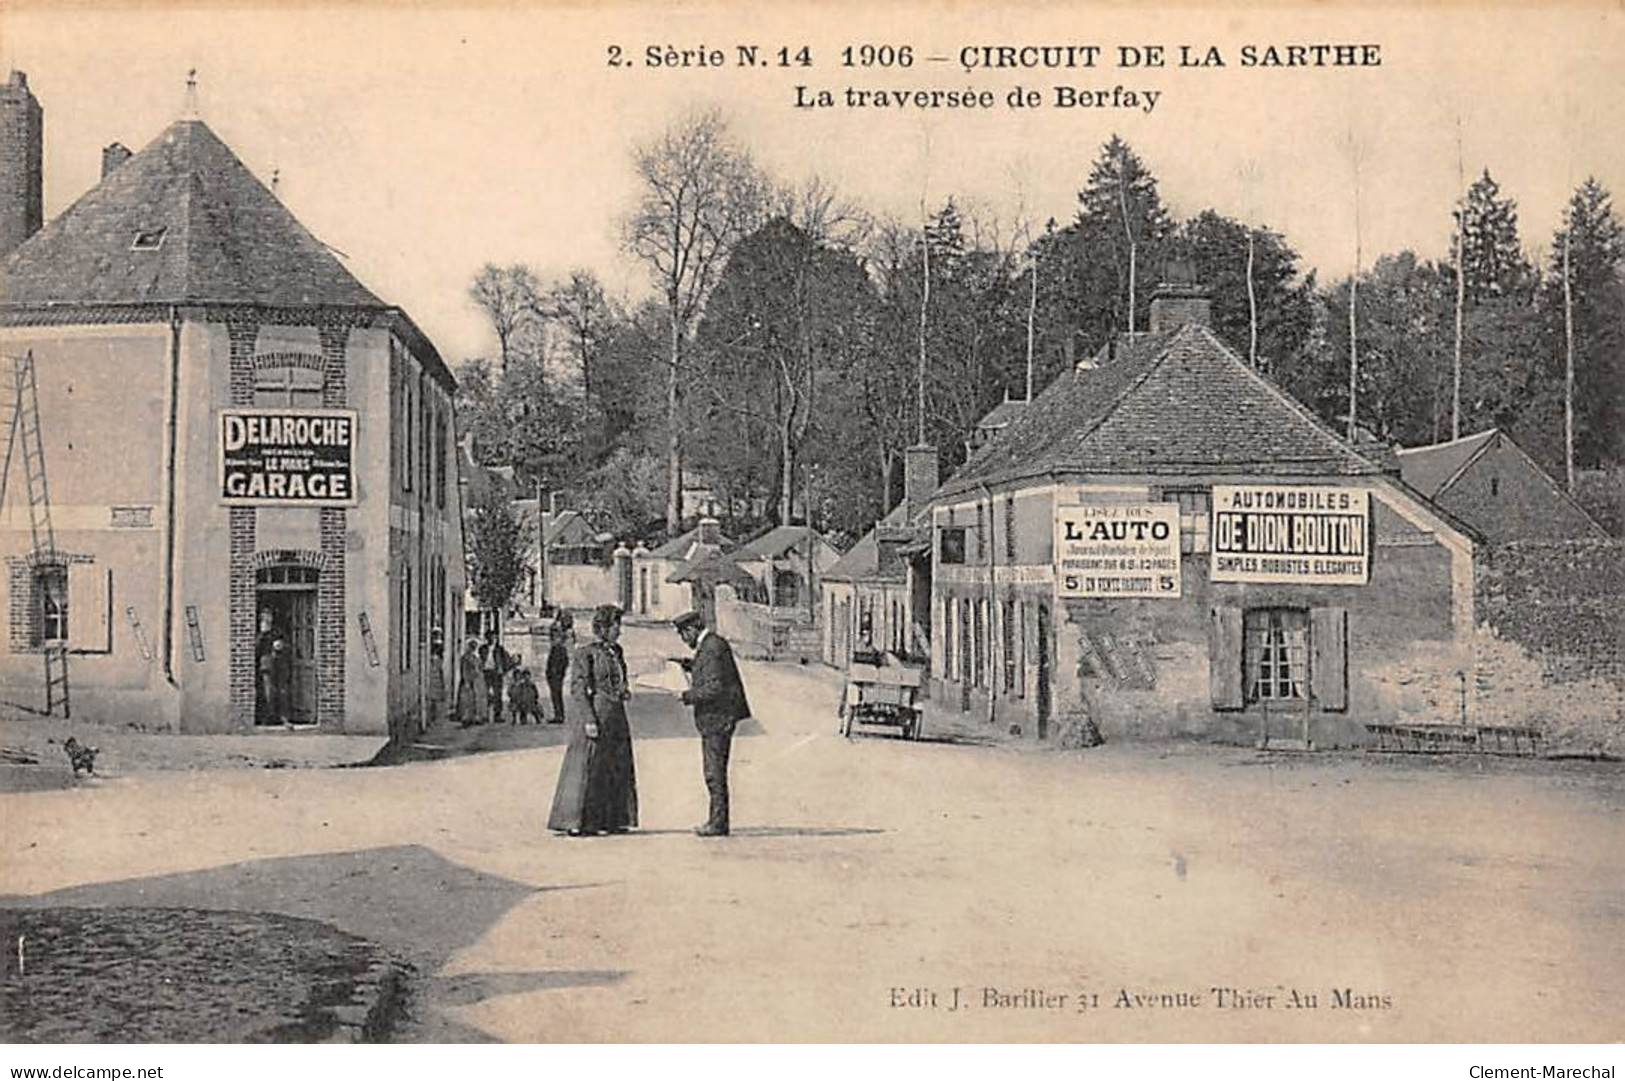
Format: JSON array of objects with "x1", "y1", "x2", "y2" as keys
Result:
[{"x1": 687, "y1": 632, "x2": 752, "y2": 734}]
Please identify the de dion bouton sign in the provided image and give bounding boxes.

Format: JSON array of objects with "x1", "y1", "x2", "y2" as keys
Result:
[
  {"x1": 1055, "y1": 503, "x2": 1182, "y2": 598},
  {"x1": 219, "y1": 408, "x2": 358, "y2": 506},
  {"x1": 1210, "y1": 485, "x2": 1370, "y2": 585}
]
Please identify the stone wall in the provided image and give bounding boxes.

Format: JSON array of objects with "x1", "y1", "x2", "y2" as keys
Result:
[{"x1": 1473, "y1": 540, "x2": 1625, "y2": 753}]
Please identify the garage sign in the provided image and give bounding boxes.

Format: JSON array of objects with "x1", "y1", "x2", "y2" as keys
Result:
[
  {"x1": 1211, "y1": 485, "x2": 1369, "y2": 584},
  {"x1": 220, "y1": 408, "x2": 358, "y2": 506}
]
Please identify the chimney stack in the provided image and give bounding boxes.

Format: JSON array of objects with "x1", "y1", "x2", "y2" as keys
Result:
[
  {"x1": 1148, "y1": 257, "x2": 1212, "y2": 333},
  {"x1": 903, "y1": 444, "x2": 939, "y2": 522},
  {"x1": 0, "y1": 71, "x2": 44, "y2": 257},
  {"x1": 697, "y1": 516, "x2": 722, "y2": 546},
  {"x1": 101, "y1": 142, "x2": 132, "y2": 179}
]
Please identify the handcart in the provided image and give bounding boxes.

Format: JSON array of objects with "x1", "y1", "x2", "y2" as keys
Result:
[{"x1": 839, "y1": 652, "x2": 925, "y2": 740}]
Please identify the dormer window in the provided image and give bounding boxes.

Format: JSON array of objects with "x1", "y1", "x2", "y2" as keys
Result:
[{"x1": 131, "y1": 228, "x2": 167, "y2": 251}]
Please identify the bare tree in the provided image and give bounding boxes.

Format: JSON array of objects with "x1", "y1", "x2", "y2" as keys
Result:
[
  {"x1": 624, "y1": 108, "x2": 768, "y2": 530},
  {"x1": 541, "y1": 269, "x2": 615, "y2": 401},
  {"x1": 469, "y1": 263, "x2": 541, "y2": 375}
]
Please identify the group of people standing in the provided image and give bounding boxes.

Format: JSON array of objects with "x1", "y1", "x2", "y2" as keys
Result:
[
  {"x1": 456, "y1": 614, "x2": 575, "y2": 727},
  {"x1": 546, "y1": 606, "x2": 752, "y2": 839}
]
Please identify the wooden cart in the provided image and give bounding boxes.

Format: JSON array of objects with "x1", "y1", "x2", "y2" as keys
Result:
[{"x1": 839, "y1": 655, "x2": 925, "y2": 740}]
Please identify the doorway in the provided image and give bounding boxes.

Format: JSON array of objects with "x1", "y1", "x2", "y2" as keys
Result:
[
  {"x1": 256, "y1": 564, "x2": 319, "y2": 726},
  {"x1": 1036, "y1": 603, "x2": 1052, "y2": 741}
]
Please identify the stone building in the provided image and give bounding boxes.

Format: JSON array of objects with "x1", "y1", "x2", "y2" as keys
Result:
[
  {"x1": 0, "y1": 98, "x2": 464, "y2": 736},
  {"x1": 924, "y1": 283, "x2": 1479, "y2": 748},
  {"x1": 1396, "y1": 428, "x2": 1606, "y2": 543}
]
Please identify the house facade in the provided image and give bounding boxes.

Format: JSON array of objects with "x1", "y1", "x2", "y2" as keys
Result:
[
  {"x1": 925, "y1": 286, "x2": 1478, "y2": 748},
  {"x1": 0, "y1": 105, "x2": 464, "y2": 737}
]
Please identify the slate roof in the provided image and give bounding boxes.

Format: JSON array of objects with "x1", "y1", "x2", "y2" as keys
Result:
[
  {"x1": 735, "y1": 524, "x2": 826, "y2": 561},
  {"x1": 975, "y1": 398, "x2": 1028, "y2": 431},
  {"x1": 822, "y1": 501, "x2": 916, "y2": 583},
  {"x1": 2, "y1": 119, "x2": 383, "y2": 308},
  {"x1": 647, "y1": 524, "x2": 736, "y2": 561},
  {"x1": 1394, "y1": 429, "x2": 1500, "y2": 497},
  {"x1": 936, "y1": 324, "x2": 1386, "y2": 499}
]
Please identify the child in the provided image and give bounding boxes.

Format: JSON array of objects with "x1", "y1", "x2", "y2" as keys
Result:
[{"x1": 508, "y1": 666, "x2": 543, "y2": 726}]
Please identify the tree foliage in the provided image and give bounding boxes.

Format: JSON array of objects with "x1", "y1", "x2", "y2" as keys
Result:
[{"x1": 467, "y1": 484, "x2": 526, "y2": 614}]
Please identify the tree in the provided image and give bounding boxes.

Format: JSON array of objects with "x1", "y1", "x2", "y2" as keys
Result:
[
  {"x1": 466, "y1": 485, "x2": 525, "y2": 616},
  {"x1": 623, "y1": 109, "x2": 769, "y2": 530},
  {"x1": 469, "y1": 264, "x2": 542, "y2": 374},
  {"x1": 1178, "y1": 210, "x2": 1315, "y2": 371},
  {"x1": 1544, "y1": 178, "x2": 1625, "y2": 472},
  {"x1": 1075, "y1": 136, "x2": 1176, "y2": 337},
  {"x1": 1454, "y1": 170, "x2": 1533, "y2": 304},
  {"x1": 693, "y1": 216, "x2": 878, "y2": 525},
  {"x1": 541, "y1": 269, "x2": 615, "y2": 403}
]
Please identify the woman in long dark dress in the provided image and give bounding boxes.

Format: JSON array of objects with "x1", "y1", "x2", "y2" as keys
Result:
[{"x1": 546, "y1": 605, "x2": 639, "y2": 836}]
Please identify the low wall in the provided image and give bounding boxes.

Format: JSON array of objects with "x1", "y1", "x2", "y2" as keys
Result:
[
  {"x1": 549, "y1": 565, "x2": 619, "y2": 611},
  {"x1": 715, "y1": 590, "x2": 819, "y2": 662}
]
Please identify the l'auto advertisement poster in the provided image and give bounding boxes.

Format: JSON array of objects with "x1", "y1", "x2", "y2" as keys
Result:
[
  {"x1": 1056, "y1": 503, "x2": 1182, "y2": 598},
  {"x1": 1210, "y1": 485, "x2": 1369, "y2": 585}
]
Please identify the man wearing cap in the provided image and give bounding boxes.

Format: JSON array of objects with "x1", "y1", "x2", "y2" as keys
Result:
[{"x1": 674, "y1": 610, "x2": 751, "y2": 837}]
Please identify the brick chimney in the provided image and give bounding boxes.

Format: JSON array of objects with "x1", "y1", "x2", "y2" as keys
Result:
[
  {"x1": 903, "y1": 444, "x2": 939, "y2": 522},
  {"x1": 1148, "y1": 257, "x2": 1212, "y2": 333},
  {"x1": 101, "y1": 141, "x2": 132, "y2": 179},
  {"x1": 0, "y1": 71, "x2": 44, "y2": 257},
  {"x1": 697, "y1": 516, "x2": 722, "y2": 546}
]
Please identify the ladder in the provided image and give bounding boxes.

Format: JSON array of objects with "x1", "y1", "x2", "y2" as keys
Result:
[{"x1": 0, "y1": 351, "x2": 69, "y2": 717}]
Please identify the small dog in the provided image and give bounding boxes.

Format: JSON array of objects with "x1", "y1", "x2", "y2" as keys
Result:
[{"x1": 63, "y1": 737, "x2": 98, "y2": 777}]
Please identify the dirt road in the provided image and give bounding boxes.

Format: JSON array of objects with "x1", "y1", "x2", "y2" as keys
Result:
[{"x1": 3, "y1": 627, "x2": 1621, "y2": 1042}]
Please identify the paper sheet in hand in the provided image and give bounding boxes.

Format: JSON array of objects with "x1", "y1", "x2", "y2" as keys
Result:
[{"x1": 633, "y1": 659, "x2": 691, "y2": 694}]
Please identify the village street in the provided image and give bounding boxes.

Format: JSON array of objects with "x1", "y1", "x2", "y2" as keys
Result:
[{"x1": 2, "y1": 626, "x2": 1622, "y2": 1043}]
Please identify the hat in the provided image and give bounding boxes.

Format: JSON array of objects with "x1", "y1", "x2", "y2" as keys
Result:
[{"x1": 672, "y1": 611, "x2": 704, "y2": 632}]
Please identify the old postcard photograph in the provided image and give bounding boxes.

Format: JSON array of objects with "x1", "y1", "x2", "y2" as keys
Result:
[{"x1": 0, "y1": 0, "x2": 1621, "y2": 1058}]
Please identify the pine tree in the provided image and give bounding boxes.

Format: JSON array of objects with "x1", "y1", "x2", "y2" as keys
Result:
[
  {"x1": 1453, "y1": 169, "x2": 1533, "y2": 304},
  {"x1": 1544, "y1": 178, "x2": 1625, "y2": 470}
]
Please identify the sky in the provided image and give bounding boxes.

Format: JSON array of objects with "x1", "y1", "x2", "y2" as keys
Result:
[{"x1": 4, "y1": 1, "x2": 1622, "y2": 366}]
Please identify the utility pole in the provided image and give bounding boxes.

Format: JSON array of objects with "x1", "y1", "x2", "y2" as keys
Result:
[
  {"x1": 1564, "y1": 223, "x2": 1576, "y2": 493},
  {"x1": 1453, "y1": 115, "x2": 1466, "y2": 441},
  {"x1": 1347, "y1": 133, "x2": 1363, "y2": 442}
]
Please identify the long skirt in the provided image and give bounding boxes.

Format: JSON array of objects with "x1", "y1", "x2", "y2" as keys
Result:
[{"x1": 547, "y1": 703, "x2": 638, "y2": 833}]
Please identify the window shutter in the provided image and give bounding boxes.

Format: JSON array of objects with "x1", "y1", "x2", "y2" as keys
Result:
[
  {"x1": 1209, "y1": 605, "x2": 1244, "y2": 710},
  {"x1": 1311, "y1": 607, "x2": 1349, "y2": 712},
  {"x1": 67, "y1": 563, "x2": 111, "y2": 653}
]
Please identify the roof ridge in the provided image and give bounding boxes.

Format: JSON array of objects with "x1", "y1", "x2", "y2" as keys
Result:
[
  {"x1": 1395, "y1": 427, "x2": 1499, "y2": 456},
  {"x1": 1191, "y1": 323, "x2": 1384, "y2": 473},
  {"x1": 1433, "y1": 429, "x2": 1499, "y2": 496}
]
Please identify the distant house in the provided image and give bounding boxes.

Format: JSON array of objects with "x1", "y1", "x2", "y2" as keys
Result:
[
  {"x1": 631, "y1": 518, "x2": 734, "y2": 623},
  {"x1": 1397, "y1": 429, "x2": 1606, "y2": 543},
  {"x1": 965, "y1": 396, "x2": 1028, "y2": 457},
  {"x1": 820, "y1": 445, "x2": 938, "y2": 668},
  {"x1": 731, "y1": 524, "x2": 841, "y2": 610}
]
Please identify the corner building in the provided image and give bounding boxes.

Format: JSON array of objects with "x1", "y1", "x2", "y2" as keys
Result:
[
  {"x1": 927, "y1": 284, "x2": 1479, "y2": 748},
  {"x1": 0, "y1": 113, "x2": 464, "y2": 735}
]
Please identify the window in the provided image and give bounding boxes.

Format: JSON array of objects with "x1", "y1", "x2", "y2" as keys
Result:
[
  {"x1": 1004, "y1": 495, "x2": 1017, "y2": 562},
  {"x1": 1164, "y1": 487, "x2": 1211, "y2": 554},
  {"x1": 403, "y1": 372, "x2": 414, "y2": 492},
  {"x1": 1490, "y1": 476, "x2": 1500, "y2": 497},
  {"x1": 400, "y1": 564, "x2": 413, "y2": 672},
  {"x1": 36, "y1": 565, "x2": 67, "y2": 643},
  {"x1": 1244, "y1": 608, "x2": 1308, "y2": 701},
  {"x1": 943, "y1": 597, "x2": 956, "y2": 680},
  {"x1": 434, "y1": 412, "x2": 448, "y2": 510},
  {"x1": 994, "y1": 598, "x2": 1007, "y2": 692},
  {"x1": 1013, "y1": 601, "x2": 1025, "y2": 699},
  {"x1": 253, "y1": 364, "x2": 325, "y2": 408},
  {"x1": 939, "y1": 527, "x2": 967, "y2": 565},
  {"x1": 973, "y1": 599, "x2": 986, "y2": 688},
  {"x1": 131, "y1": 227, "x2": 167, "y2": 250}
]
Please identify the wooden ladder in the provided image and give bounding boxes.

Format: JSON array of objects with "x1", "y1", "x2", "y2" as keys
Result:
[{"x1": 1, "y1": 351, "x2": 69, "y2": 718}]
